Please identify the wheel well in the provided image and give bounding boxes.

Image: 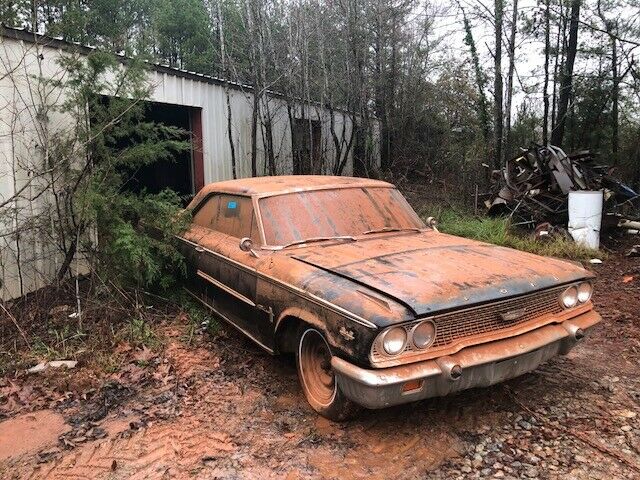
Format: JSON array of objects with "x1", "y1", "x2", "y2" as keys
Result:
[{"x1": 275, "y1": 316, "x2": 304, "y2": 354}]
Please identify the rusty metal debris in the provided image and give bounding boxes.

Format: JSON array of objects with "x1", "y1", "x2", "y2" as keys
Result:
[
  {"x1": 627, "y1": 245, "x2": 640, "y2": 257},
  {"x1": 486, "y1": 144, "x2": 640, "y2": 230}
]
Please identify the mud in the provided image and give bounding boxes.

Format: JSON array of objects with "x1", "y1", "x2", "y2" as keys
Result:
[
  {"x1": 0, "y1": 411, "x2": 70, "y2": 461},
  {"x1": 1, "y1": 240, "x2": 639, "y2": 479}
]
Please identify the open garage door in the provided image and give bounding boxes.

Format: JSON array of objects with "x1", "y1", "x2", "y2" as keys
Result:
[{"x1": 93, "y1": 97, "x2": 204, "y2": 204}]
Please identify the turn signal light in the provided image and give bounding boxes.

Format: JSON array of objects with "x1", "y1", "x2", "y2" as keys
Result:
[{"x1": 402, "y1": 379, "x2": 424, "y2": 393}]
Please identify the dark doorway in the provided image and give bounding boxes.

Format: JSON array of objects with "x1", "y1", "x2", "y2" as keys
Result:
[
  {"x1": 93, "y1": 97, "x2": 204, "y2": 205},
  {"x1": 292, "y1": 118, "x2": 321, "y2": 174}
]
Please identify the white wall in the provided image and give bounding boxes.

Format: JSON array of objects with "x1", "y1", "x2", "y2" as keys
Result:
[
  {"x1": 0, "y1": 32, "x2": 380, "y2": 300},
  {"x1": 0, "y1": 35, "x2": 82, "y2": 299},
  {"x1": 147, "y1": 70, "x2": 371, "y2": 183}
]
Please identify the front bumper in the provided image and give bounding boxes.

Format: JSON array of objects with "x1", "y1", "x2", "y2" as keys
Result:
[{"x1": 332, "y1": 310, "x2": 601, "y2": 409}]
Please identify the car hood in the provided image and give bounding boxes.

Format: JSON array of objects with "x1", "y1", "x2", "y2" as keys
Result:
[{"x1": 290, "y1": 231, "x2": 591, "y2": 317}]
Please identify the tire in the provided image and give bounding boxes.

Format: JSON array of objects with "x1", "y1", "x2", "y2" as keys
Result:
[{"x1": 296, "y1": 327, "x2": 360, "y2": 421}]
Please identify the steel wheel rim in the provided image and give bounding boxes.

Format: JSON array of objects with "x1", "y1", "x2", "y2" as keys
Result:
[{"x1": 299, "y1": 329, "x2": 336, "y2": 407}]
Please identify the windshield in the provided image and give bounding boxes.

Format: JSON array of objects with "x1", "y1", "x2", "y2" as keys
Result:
[{"x1": 258, "y1": 187, "x2": 424, "y2": 246}]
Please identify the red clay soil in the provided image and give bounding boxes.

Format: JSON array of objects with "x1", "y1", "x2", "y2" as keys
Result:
[{"x1": 0, "y1": 241, "x2": 639, "y2": 479}]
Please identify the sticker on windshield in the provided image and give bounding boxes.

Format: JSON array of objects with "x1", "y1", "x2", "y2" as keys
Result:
[{"x1": 227, "y1": 201, "x2": 237, "y2": 209}]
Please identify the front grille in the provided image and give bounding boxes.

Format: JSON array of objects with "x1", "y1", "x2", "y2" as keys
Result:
[{"x1": 372, "y1": 285, "x2": 566, "y2": 363}]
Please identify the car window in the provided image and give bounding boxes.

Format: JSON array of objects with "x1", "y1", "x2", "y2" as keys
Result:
[
  {"x1": 258, "y1": 187, "x2": 424, "y2": 245},
  {"x1": 192, "y1": 194, "x2": 259, "y2": 240}
]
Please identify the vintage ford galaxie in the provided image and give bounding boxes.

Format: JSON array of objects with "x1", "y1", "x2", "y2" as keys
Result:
[{"x1": 178, "y1": 176, "x2": 601, "y2": 420}]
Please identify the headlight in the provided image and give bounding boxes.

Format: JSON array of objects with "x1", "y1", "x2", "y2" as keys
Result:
[
  {"x1": 411, "y1": 321, "x2": 436, "y2": 349},
  {"x1": 381, "y1": 327, "x2": 407, "y2": 355},
  {"x1": 560, "y1": 286, "x2": 578, "y2": 309},
  {"x1": 577, "y1": 281, "x2": 593, "y2": 303}
]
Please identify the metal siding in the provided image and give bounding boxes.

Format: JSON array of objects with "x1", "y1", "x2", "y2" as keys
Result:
[{"x1": 0, "y1": 34, "x2": 379, "y2": 300}]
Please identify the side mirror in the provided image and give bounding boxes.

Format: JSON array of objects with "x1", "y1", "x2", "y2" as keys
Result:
[
  {"x1": 426, "y1": 217, "x2": 439, "y2": 232},
  {"x1": 239, "y1": 237, "x2": 259, "y2": 258}
]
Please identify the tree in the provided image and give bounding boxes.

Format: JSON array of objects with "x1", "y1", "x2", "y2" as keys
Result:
[
  {"x1": 494, "y1": 0, "x2": 504, "y2": 168},
  {"x1": 504, "y1": 0, "x2": 519, "y2": 159},
  {"x1": 543, "y1": 0, "x2": 551, "y2": 145},
  {"x1": 461, "y1": 5, "x2": 490, "y2": 150},
  {"x1": 551, "y1": 0, "x2": 581, "y2": 147},
  {"x1": 153, "y1": 0, "x2": 214, "y2": 72}
]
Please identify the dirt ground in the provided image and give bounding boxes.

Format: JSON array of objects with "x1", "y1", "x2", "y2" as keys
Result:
[{"x1": 1, "y1": 239, "x2": 639, "y2": 479}]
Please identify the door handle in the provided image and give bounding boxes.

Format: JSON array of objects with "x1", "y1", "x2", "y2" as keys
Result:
[{"x1": 194, "y1": 246, "x2": 204, "y2": 253}]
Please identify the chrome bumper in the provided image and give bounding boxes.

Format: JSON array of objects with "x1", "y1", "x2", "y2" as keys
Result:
[{"x1": 332, "y1": 310, "x2": 601, "y2": 409}]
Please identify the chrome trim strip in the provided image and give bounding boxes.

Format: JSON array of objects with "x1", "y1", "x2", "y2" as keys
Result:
[
  {"x1": 196, "y1": 269, "x2": 256, "y2": 307},
  {"x1": 253, "y1": 183, "x2": 393, "y2": 199},
  {"x1": 184, "y1": 288, "x2": 274, "y2": 354},
  {"x1": 252, "y1": 195, "x2": 268, "y2": 247},
  {"x1": 179, "y1": 237, "x2": 377, "y2": 330}
]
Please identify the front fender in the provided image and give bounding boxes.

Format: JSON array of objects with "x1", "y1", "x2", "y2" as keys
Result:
[{"x1": 274, "y1": 306, "x2": 378, "y2": 366}]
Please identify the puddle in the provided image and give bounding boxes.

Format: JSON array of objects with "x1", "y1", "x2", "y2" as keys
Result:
[{"x1": 0, "y1": 410, "x2": 70, "y2": 461}]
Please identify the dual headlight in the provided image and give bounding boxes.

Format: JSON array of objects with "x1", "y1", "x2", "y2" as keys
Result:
[
  {"x1": 560, "y1": 281, "x2": 593, "y2": 309},
  {"x1": 379, "y1": 320, "x2": 436, "y2": 356},
  {"x1": 378, "y1": 282, "x2": 592, "y2": 356}
]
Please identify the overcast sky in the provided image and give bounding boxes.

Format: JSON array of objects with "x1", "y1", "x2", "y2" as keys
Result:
[{"x1": 426, "y1": 0, "x2": 640, "y2": 116}]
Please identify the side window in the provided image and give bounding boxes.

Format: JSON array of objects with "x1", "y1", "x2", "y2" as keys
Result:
[
  {"x1": 192, "y1": 194, "x2": 259, "y2": 241},
  {"x1": 192, "y1": 195, "x2": 220, "y2": 229}
]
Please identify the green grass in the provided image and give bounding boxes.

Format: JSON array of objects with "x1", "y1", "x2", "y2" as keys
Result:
[
  {"x1": 123, "y1": 317, "x2": 159, "y2": 348},
  {"x1": 430, "y1": 209, "x2": 603, "y2": 262}
]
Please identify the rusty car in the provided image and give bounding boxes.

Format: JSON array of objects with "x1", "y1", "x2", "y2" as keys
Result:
[{"x1": 178, "y1": 175, "x2": 601, "y2": 420}]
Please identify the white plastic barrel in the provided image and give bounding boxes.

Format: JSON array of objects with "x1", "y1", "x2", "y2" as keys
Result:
[{"x1": 568, "y1": 191, "x2": 603, "y2": 249}]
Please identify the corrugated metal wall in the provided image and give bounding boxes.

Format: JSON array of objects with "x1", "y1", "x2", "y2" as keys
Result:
[
  {"x1": 148, "y1": 70, "x2": 367, "y2": 183},
  {"x1": 0, "y1": 33, "x2": 380, "y2": 300}
]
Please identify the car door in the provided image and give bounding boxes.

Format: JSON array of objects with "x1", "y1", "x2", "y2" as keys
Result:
[{"x1": 185, "y1": 193, "x2": 272, "y2": 350}]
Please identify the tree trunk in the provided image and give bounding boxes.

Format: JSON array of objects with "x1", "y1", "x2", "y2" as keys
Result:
[
  {"x1": 611, "y1": 35, "x2": 619, "y2": 165},
  {"x1": 504, "y1": 0, "x2": 518, "y2": 160},
  {"x1": 551, "y1": 2, "x2": 565, "y2": 134},
  {"x1": 596, "y1": 0, "x2": 621, "y2": 165},
  {"x1": 250, "y1": 89, "x2": 259, "y2": 178},
  {"x1": 551, "y1": 0, "x2": 581, "y2": 147},
  {"x1": 215, "y1": 0, "x2": 237, "y2": 179},
  {"x1": 493, "y1": 0, "x2": 504, "y2": 169},
  {"x1": 542, "y1": 0, "x2": 550, "y2": 145},
  {"x1": 245, "y1": 0, "x2": 260, "y2": 177}
]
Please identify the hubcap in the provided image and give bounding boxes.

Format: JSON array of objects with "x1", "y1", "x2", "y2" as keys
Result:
[{"x1": 299, "y1": 329, "x2": 336, "y2": 407}]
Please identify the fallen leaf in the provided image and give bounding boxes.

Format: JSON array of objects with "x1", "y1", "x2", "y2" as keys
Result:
[
  {"x1": 114, "y1": 342, "x2": 133, "y2": 354},
  {"x1": 622, "y1": 276, "x2": 634, "y2": 283},
  {"x1": 133, "y1": 346, "x2": 155, "y2": 363}
]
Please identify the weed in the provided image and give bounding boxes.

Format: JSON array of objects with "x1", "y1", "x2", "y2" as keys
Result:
[
  {"x1": 30, "y1": 325, "x2": 87, "y2": 361},
  {"x1": 177, "y1": 294, "x2": 219, "y2": 334},
  {"x1": 124, "y1": 317, "x2": 158, "y2": 348}
]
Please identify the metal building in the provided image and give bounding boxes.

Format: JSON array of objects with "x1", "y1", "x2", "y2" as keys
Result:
[{"x1": 0, "y1": 26, "x2": 380, "y2": 300}]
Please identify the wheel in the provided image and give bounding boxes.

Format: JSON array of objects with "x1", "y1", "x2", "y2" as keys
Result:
[{"x1": 296, "y1": 327, "x2": 360, "y2": 421}]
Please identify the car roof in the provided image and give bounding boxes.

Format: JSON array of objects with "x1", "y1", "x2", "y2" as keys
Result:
[{"x1": 191, "y1": 175, "x2": 394, "y2": 204}]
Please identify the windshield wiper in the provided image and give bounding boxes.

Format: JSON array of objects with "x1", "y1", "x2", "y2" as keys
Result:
[
  {"x1": 362, "y1": 227, "x2": 422, "y2": 235},
  {"x1": 279, "y1": 235, "x2": 357, "y2": 249}
]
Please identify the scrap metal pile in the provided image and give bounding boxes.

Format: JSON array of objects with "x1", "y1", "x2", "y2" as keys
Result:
[{"x1": 486, "y1": 144, "x2": 640, "y2": 231}]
